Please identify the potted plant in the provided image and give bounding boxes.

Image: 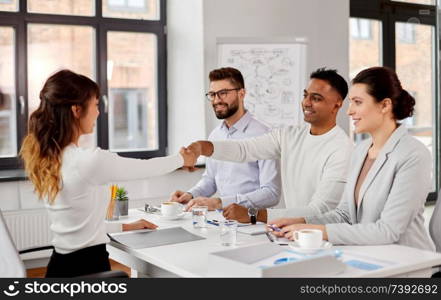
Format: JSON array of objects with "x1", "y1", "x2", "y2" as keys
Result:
[{"x1": 115, "y1": 186, "x2": 129, "y2": 217}]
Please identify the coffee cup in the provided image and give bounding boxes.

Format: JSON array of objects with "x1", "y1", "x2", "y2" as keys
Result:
[
  {"x1": 293, "y1": 229, "x2": 323, "y2": 249},
  {"x1": 161, "y1": 202, "x2": 182, "y2": 217}
]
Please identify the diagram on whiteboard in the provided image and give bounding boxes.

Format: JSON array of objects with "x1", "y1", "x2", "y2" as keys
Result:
[{"x1": 218, "y1": 42, "x2": 307, "y2": 128}]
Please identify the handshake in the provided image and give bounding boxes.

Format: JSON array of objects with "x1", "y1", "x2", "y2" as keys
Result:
[{"x1": 179, "y1": 140, "x2": 214, "y2": 171}]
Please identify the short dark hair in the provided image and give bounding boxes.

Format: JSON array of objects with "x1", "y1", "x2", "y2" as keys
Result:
[
  {"x1": 209, "y1": 67, "x2": 245, "y2": 89},
  {"x1": 310, "y1": 68, "x2": 348, "y2": 100},
  {"x1": 352, "y1": 66, "x2": 415, "y2": 120}
]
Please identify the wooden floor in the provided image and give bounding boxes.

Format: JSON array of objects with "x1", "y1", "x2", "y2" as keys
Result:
[{"x1": 26, "y1": 259, "x2": 131, "y2": 278}]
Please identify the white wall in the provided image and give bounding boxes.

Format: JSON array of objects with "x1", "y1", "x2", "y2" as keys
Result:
[{"x1": 167, "y1": 0, "x2": 206, "y2": 154}]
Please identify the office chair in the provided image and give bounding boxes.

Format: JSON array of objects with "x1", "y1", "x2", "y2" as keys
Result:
[
  {"x1": 0, "y1": 210, "x2": 128, "y2": 278},
  {"x1": 429, "y1": 190, "x2": 441, "y2": 277}
]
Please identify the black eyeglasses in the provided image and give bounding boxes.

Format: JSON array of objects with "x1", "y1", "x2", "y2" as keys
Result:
[{"x1": 205, "y1": 88, "x2": 241, "y2": 101}]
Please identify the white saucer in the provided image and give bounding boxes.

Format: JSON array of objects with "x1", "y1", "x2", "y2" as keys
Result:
[
  {"x1": 160, "y1": 212, "x2": 186, "y2": 220},
  {"x1": 289, "y1": 241, "x2": 332, "y2": 254}
]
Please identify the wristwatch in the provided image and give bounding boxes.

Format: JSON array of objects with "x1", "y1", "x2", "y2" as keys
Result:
[{"x1": 248, "y1": 207, "x2": 258, "y2": 225}]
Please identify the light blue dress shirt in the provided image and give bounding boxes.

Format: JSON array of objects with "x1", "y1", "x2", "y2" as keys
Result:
[{"x1": 188, "y1": 111, "x2": 281, "y2": 208}]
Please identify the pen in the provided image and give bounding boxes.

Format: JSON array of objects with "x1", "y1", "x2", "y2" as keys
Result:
[
  {"x1": 265, "y1": 231, "x2": 275, "y2": 242},
  {"x1": 268, "y1": 224, "x2": 281, "y2": 232},
  {"x1": 274, "y1": 257, "x2": 297, "y2": 265},
  {"x1": 206, "y1": 219, "x2": 219, "y2": 226}
]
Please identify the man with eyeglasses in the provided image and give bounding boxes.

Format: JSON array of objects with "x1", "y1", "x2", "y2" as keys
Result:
[
  {"x1": 170, "y1": 67, "x2": 281, "y2": 214},
  {"x1": 184, "y1": 68, "x2": 353, "y2": 224}
]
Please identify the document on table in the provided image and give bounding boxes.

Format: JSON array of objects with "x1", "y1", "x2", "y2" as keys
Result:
[
  {"x1": 339, "y1": 250, "x2": 395, "y2": 274},
  {"x1": 210, "y1": 241, "x2": 397, "y2": 277},
  {"x1": 213, "y1": 243, "x2": 346, "y2": 276},
  {"x1": 251, "y1": 248, "x2": 339, "y2": 268},
  {"x1": 252, "y1": 248, "x2": 395, "y2": 274},
  {"x1": 108, "y1": 227, "x2": 205, "y2": 249},
  {"x1": 237, "y1": 224, "x2": 267, "y2": 235}
]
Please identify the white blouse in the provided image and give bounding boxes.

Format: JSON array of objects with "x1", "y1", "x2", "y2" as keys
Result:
[{"x1": 45, "y1": 144, "x2": 183, "y2": 254}]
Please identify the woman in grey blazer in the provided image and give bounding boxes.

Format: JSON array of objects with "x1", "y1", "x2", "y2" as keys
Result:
[{"x1": 270, "y1": 67, "x2": 435, "y2": 251}]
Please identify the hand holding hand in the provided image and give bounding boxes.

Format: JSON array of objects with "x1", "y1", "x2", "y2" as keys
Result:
[
  {"x1": 170, "y1": 190, "x2": 193, "y2": 204},
  {"x1": 187, "y1": 142, "x2": 202, "y2": 158},
  {"x1": 122, "y1": 219, "x2": 158, "y2": 231},
  {"x1": 187, "y1": 141, "x2": 214, "y2": 157},
  {"x1": 180, "y1": 147, "x2": 198, "y2": 170}
]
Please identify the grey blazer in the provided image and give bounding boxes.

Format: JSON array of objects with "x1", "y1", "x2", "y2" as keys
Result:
[{"x1": 306, "y1": 125, "x2": 435, "y2": 251}]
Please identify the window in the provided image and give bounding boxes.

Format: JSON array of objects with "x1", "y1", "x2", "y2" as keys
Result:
[
  {"x1": 0, "y1": 0, "x2": 17, "y2": 11},
  {"x1": 108, "y1": 0, "x2": 147, "y2": 10},
  {"x1": 109, "y1": 88, "x2": 150, "y2": 151},
  {"x1": 397, "y1": 22, "x2": 416, "y2": 43},
  {"x1": 350, "y1": 18, "x2": 372, "y2": 39},
  {"x1": 103, "y1": 0, "x2": 159, "y2": 20},
  {"x1": 349, "y1": 18, "x2": 382, "y2": 142},
  {"x1": 0, "y1": 27, "x2": 16, "y2": 158},
  {"x1": 27, "y1": 0, "x2": 95, "y2": 16},
  {"x1": 107, "y1": 31, "x2": 158, "y2": 152},
  {"x1": 0, "y1": 0, "x2": 167, "y2": 169},
  {"x1": 350, "y1": 0, "x2": 438, "y2": 200},
  {"x1": 349, "y1": 18, "x2": 382, "y2": 78},
  {"x1": 396, "y1": 22, "x2": 435, "y2": 154},
  {"x1": 27, "y1": 24, "x2": 96, "y2": 117}
]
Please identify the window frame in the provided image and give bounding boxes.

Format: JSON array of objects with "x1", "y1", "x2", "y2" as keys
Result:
[
  {"x1": 0, "y1": 0, "x2": 167, "y2": 169},
  {"x1": 350, "y1": 0, "x2": 439, "y2": 202}
]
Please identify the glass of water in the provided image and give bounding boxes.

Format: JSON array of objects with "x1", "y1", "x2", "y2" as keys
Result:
[
  {"x1": 192, "y1": 206, "x2": 208, "y2": 228},
  {"x1": 220, "y1": 220, "x2": 237, "y2": 246}
]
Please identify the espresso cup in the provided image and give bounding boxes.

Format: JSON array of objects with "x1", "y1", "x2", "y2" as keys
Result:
[
  {"x1": 293, "y1": 229, "x2": 323, "y2": 249},
  {"x1": 161, "y1": 202, "x2": 181, "y2": 217}
]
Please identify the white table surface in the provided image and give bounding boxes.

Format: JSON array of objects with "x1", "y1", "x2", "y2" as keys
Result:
[{"x1": 106, "y1": 208, "x2": 441, "y2": 278}]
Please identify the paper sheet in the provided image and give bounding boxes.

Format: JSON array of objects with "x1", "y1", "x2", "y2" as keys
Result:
[
  {"x1": 252, "y1": 249, "x2": 341, "y2": 269},
  {"x1": 237, "y1": 224, "x2": 267, "y2": 235},
  {"x1": 339, "y1": 250, "x2": 395, "y2": 275}
]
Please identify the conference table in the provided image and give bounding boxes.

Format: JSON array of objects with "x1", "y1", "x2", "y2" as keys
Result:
[{"x1": 106, "y1": 208, "x2": 441, "y2": 278}]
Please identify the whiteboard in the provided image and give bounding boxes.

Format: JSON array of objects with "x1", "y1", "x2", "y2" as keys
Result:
[{"x1": 218, "y1": 39, "x2": 307, "y2": 128}]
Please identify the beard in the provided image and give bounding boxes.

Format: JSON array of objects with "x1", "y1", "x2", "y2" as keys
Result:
[{"x1": 213, "y1": 100, "x2": 239, "y2": 119}]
